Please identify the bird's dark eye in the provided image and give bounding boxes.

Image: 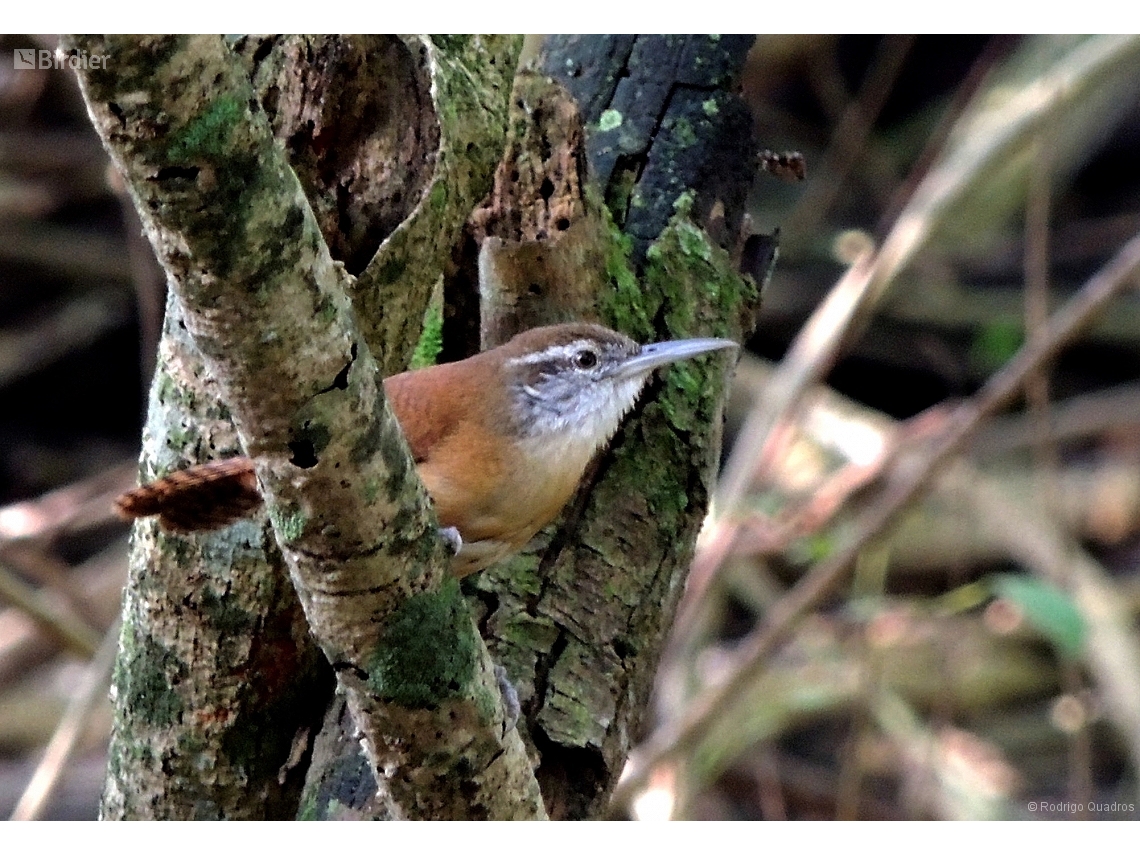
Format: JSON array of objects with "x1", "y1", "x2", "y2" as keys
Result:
[{"x1": 574, "y1": 349, "x2": 598, "y2": 369}]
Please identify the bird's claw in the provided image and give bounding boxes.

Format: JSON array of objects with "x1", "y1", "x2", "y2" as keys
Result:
[
  {"x1": 437, "y1": 526, "x2": 463, "y2": 556},
  {"x1": 495, "y1": 664, "x2": 520, "y2": 735}
]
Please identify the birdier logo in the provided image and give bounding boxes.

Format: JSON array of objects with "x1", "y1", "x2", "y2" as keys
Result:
[{"x1": 12, "y1": 48, "x2": 108, "y2": 70}]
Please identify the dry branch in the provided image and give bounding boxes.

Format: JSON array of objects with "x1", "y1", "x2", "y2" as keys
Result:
[{"x1": 615, "y1": 228, "x2": 1140, "y2": 809}]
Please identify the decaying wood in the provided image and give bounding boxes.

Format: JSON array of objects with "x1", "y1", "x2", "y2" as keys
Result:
[{"x1": 466, "y1": 36, "x2": 765, "y2": 818}]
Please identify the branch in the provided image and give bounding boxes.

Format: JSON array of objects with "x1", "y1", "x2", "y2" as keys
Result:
[
  {"x1": 613, "y1": 226, "x2": 1140, "y2": 809},
  {"x1": 70, "y1": 35, "x2": 543, "y2": 820},
  {"x1": 9, "y1": 621, "x2": 119, "y2": 821},
  {"x1": 464, "y1": 36, "x2": 763, "y2": 818}
]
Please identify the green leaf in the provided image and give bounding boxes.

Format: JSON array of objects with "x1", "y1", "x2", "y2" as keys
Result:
[
  {"x1": 989, "y1": 573, "x2": 1086, "y2": 658},
  {"x1": 970, "y1": 320, "x2": 1023, "y2": 373},
  {"x1": 410, "y1": 293, "x2": 443, "y2": 369}
]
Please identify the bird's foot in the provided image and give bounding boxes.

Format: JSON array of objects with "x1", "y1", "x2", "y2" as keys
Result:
[
  {"x1": 437, "y1": 526, "x2": 463, "y2": 556},
  {"x1": 494, "y1": 664, "x2": 520, "y2": 735}
]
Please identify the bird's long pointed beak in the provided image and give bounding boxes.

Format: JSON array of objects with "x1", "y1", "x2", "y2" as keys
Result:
[{"x1": 614, "y1": 337, "x2": 738, "y2": 380}]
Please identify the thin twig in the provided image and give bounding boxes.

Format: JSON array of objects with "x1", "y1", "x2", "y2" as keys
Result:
[
  {"x1": 782, "y1": 35, "x2": 916, "y2": 254},
  {"x1": 613, "y1": 229, "x2": 1140, "y2": 811},
  {"x1": 0, "y1": 222, "x2": 133, "y2": 282},
  {"x1": 710, "y1": 349, "x2": 1140, "y2": 776},
  {"x1": 1024, "y1": 135, "x2": 1059, "y2": 479},
  {"x1": 0, "y1": 540, "x2": 126, "y2": 690},
  {"x1": 717, "y1": 34, "x2": 1140, "y2": 517},
  {"x1": 0, "y1": 562, "x2": 101, "y2": 657},
  {"x1": 752, "y1": 745, "x2": 787, "y2": 821},
  {"x1": 680, "y1": 34, "x2": 1140, "y2": 672},
  {"x1": 0, "y1": 543, "x2": 110, "y2": 633},
  {"x1": 953, "y1": 466, "x2": 1140, "y2": 778},
  {"x1": 871, "y1": 691, "x2": 1018, "y2": 820},
  {"x1": 0, "y1": 460, "x2": 136, "y2": 544},
  {"x1": 1023, "y1": 134, "x2": 1096, "y2": 805},
  {"x1": 9, "y1": 620, "x2": 119, "y2": 821},
  {"x1": 875, "y1": 36, "x2": 1014, "y2": 236},
  {"x1": 973, "y1": 381, "x2": 1140, "y2": 457},
  {"x1": 0, "y1": 288, "x2": 133, "y2": 389}
]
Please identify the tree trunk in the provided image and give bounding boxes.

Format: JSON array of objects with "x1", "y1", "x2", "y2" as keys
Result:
[
  {"x1": 466, "y1": 35, "x2": 765, "y2": 818},
  {"x1": 70, "y1": 34, "x2": 768, "y2": 820},
  {"x1": 74, "y1": 34, "x2": 542, "y2": 821}
]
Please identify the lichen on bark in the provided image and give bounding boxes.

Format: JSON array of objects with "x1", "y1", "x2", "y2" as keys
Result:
[
  {"x1": 464, "y1": 35, "x2": 766, "y2": 819},
  {"x1": 75, "y1": 32, "x2": 766, "y2": 821},
  {"x1": 71, "y1": 34, "x2": 543, "y2": 820},
  {"x1": 100, "y1": 295, "x2": 327, "y2": 820}
]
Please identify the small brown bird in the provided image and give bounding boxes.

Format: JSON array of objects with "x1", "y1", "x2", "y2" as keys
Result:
[{"x1": 117, "y1": 322, "x2": 737, "y2": 575}]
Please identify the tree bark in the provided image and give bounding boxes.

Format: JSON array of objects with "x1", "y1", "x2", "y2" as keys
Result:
[
  {"x1": 465, "y1": 35, "x2": 766, "y2": 818},
  {"x1": 72, "y1": 34, "x2": 544, "y2": 820},
  {"x1": 72, "y1": 33, "x2": 766, "y2": 820},
  {"x1": 102, "y1": 291, "x2": 329, "y2": 819}
]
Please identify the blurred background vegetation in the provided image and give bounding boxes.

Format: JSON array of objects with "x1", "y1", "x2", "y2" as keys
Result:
[{"x1": 2, "y1": 34, "x2": 1140, "y2": 820}]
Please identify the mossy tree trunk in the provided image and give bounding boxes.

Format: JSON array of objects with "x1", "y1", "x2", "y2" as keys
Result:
[
  {"x1": 72, "y1": 34, "x2": 766, "y2": 820},
  {"x1": 72, "y1": 34, "x2": 543, "y2": 821},
  {"x1": 465, "y1": 35, "x2": 766, "y2": 818}
]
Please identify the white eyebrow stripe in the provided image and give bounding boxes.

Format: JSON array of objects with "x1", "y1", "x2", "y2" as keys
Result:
[{"x1": 505, "y1": 341, "x2": 598, "y2": 368}]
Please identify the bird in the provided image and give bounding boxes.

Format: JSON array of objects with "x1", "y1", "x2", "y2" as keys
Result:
[{"x1": 116, "y1": 322, "x2": 737, "y2": 576}]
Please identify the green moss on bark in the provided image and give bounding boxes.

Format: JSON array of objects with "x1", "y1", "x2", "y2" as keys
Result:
[
  {"x1": 643, "y1": 198, "x2": 756, "y2": 433},
  {"x1": 117, "y1": 623, "x2": 188, "y2": 727},
  {"x1": 168, "y1": 93, "x2": 246, "y2": 162},
  {"x1": 368, "y1": 577, "x2": 479, "y2": 707},
  {"x1": 410, "y1": 294, "x2": 444, "y2": 369},
  {"x1": 269, "y1": 506, "x2": 307, "y2": 543},
  {"x1": 596, "y1": 199, "x2": 653, "y2": 341}
]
